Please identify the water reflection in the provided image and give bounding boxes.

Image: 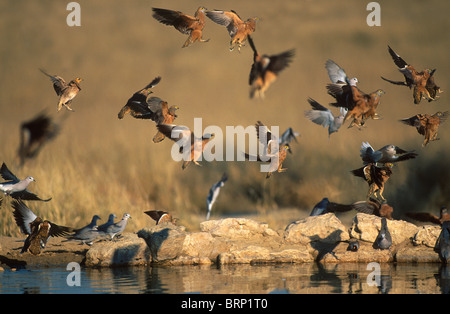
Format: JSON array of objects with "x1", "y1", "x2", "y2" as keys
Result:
[{"x1": 0, "y1": 263, "x2": 449, "y2": 294}]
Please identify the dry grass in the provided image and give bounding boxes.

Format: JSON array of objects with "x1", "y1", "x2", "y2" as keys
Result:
[{"x1": 0, "y1": 0, "x2": 449, "y2": 236}]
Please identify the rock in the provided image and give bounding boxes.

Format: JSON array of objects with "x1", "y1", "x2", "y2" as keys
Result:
[
  {"x1": 321, "y1": 242, "x2": 394, "y2": 263},
  {"x1": 284, "y1": 213, "x2": 350, "y2": 245},
  {"x1": 395, "y1": 246, "x2": 440, "y2": 263},
  {"x1": 412, "y1": 225, "x2": 441, "y2": 248},
  {"x1": 200, "y1": 218, "x2": 278, "y2": 239},
  {"x1": 217, "y1": 246, "x2": 313, "y2": 265},
  {"x1": 85, "y1": 233, "x2": 150, "y2": 267},
  {"x1": 349, "y1": 213, "x2": 418, "y2": 245}
]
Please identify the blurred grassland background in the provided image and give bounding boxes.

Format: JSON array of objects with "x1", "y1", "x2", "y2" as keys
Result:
[{"x1": 0, "y1": 0, "x2": 449, "y2": 236}]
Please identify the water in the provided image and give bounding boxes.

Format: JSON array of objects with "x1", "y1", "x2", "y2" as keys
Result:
[{"x1": 0, "y1": 263, "x2": 449, "y2": 294}]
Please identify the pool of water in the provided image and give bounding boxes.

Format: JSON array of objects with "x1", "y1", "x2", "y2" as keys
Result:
[{"x1": 0, "y1": 263, "x2": 449, "y2": 294}]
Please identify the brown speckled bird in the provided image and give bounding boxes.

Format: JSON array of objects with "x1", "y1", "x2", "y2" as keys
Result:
[
  {"x1": 244, "y1": 121, "x2": 290, "y2": 179},
  {"x1": 40, "y1": 69, "x2": 82, "y2": 112},
  {"x1": 349, "y1": 198, "x2": 394, "y2": 220},
  {"x1": 145, "y1": 210, "x2": 176, "y2": 225},
  {"x1": 117, "y1": 76, "x2": 162, "y2": 119},
  {"x1": 157, "y1": 124, "x2": 215, "y2": 169},
  {"x1": 12, "y1": 199, "x2": 73, "y2": 255},
  {"x1": 18, "y1": 112, "x2": 60, "y2": 166},
  {"x1": 247, "y1": 36, "x2": 294, "y2": 99},
  {"x1": 351, "y1": 163, "x2": 393, "y2": 201},
  {"x1": 406, "y1": 206, "x2": 449, "y2": 226},
  {"x1": 381, "y1": 45, "x2": 442, "y2": 104},
  {"x1": 152, "y1": 7, "x2": 209, "y2": 48},
  {"x1": 206, "y1": 9, "x2": 258, "y2": 51},
  {"x1": 400, "y1": 111, "x2": 448, "y2": 147}
]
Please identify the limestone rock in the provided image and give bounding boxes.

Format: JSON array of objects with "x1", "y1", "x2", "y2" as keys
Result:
[
  {"x1": 200, "y1": 218, "x2": 279, "y2": 239},
  {"x1": 284, "y1": 213, "x2": 350, "y2": 245},
  {"x1": 412, "y1": 225, "x2": 441, "y2": 248},
  {"x1": 395, "y1": 246, "x2": 440, "y2": 263},
  {"x1": 217, "y1": 246, "x2": 313, "y2": 265},
  {"x1": 320, "y1": 242, "x2": 394, "y2": 263},
  {"x1": 85, "y1": 233, "x2": 150, "y2": 267},
  {"x1": 349, "y1": 213, "x2": 418, "y2": 245}
]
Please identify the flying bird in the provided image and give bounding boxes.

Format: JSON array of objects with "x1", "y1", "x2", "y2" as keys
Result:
[
  {"x1": 304, "y1": 98, "x2": 347, "y2": 137},
  {"x1": 347, "y1": 198, "x2": 394, "y2": 220},
  {"x1": 405, "y1": 206, "x2": 449, "y2": 226},
  {"x1": 40, "y1": 69, "x2": 82, "y2": 112},
  {"x1": 206, "y1": 173, "x2": 228, "y2": 220},
  {"x1": 156, "y1": 124, "x2": 215, "y2": 169},
  {"x1": 381, "y1": 45, "x2": 442, "y2": 104},
  {"x1": 399, "y1": 111, "x2": 448, "y2": 147},
  {"x1": 244, "y1": 121, "x2": 290, "y2": 179},
  {"x1": 11, "y1": 199, "x2": 73, "y2": 255},
  {"x1": 145, "y1": 210, "x2": 176, "y2": 225},
  {"x1": 152, "y1": 7, "x2": 209, "y2": 48},
  {"x1": 359, "y1": 142, "x2": 418, "y2": 165},
  {"x1": 117, "y1": 76, "x2": 162, "y2": 119},
  {"x1": 351, "y1": 163, "x2": 393, "y2": 201},
  {"x1": 206, "y1": 9, "x2": 258, "y2": 51},
  {"x1": 279, "y1": 127, "x2": 300, "y2": 154},
  {"x1": 247, "y1": 35, "x2": 295, "y2": 99},
  {"x1": 374, "y1": 217, "x2": 392, "y2": 250},
  {"x1": 0, "y1": 163, "x2": 52, "y2": 202},
  {"x1": 309, "y1": 197, "x2": 361, "y2": 216},
  {"x1": 18, "y1": 112, "x2": 60, "y2": 166}
]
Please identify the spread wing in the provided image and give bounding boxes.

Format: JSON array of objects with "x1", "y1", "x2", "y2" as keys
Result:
[
  {"x1": 405, "y1": 212, "x2": 441, "y2": 225},
  {"x1": 152, "y1": 8, "x2": 197, "y2": 34},
  {"x1": 11, "y1": 199, "x2": 38, "y2": 235},
  {"x1": 0, "y1": 162, "x2": 19, "y2": 182}
]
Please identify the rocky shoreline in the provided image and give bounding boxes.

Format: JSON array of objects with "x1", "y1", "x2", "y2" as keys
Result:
[{"x1": 0, "y1": 213, "x2": 445, "y2": 269}]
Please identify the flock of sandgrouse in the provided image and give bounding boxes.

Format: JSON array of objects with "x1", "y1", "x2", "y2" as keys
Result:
[{"x1": 1, "y1": 6, "x2": 449, "y2": 261}]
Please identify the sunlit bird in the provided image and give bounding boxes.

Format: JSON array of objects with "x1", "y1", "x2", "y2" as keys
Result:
[
  {"x1": 247, "y1": 35, "x2": 295, "y2": 99},
  {"x1": 145, "y1": 210, "x2": 176, "y2": 225},
  {"x1": 206, "y1": 9, "x2": 258, "y2": 51},
  {"x1": 381, "y1": 45, "x2": 442, "y2": 104},
  {"x1": 103, "y1": 213, "x2": 131, "y2": 240},
  {"x1": 97, "y1": 214, "x2": 117, "y2": 232},
  {"x1": 400, "y1": 111, "x2": 449, "y2": 147},
  {"x1": 152, "y1": 7, "x2": 209, "y2": 48},
  {"x1": 304, "y1": 97, "x2": 347, "y2": 137},
  {"x1": 64, "y1": 215, "x2": 101, "y2": 245},
  {"x1": 206, "y1": 173, "x2": 228, "y2": 220},
  {"x1": 0, "y1": 162, "x2": 52, "y2": 202},
  {"x1": 374, "y1": 217, "x2": 392, "y2": 250},
  {"x1": 346, "y1": 198, "x2": 394, "y2": 220},
  {"x1": 406, "y1": 206, "x2": 449, "y2": 226},
  {"x1": 359, "y1": 142, "x2": 418, "y2": 165},
  {"x1": 351, "y1": 163, "x2": 393, "y2": 201},
  {"x1": 157, "y1": 124, "x2": 215, "y2": 169},
  {"x1": 18, "y1": 111, "x2": 60, "y2": 167},
  {"x1": 40, "y1": 69, "x2": 82, "y2": 112},
  {"x1": 279, "y1": 127, "x2": 300, "y2": 154},
  {"x1": 12, "y1": 199, "x2": 73, "y2": 255}
]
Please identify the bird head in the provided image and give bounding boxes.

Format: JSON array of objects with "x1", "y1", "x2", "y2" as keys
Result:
[
  {"x1": 376, "y1": 89, "x2": 385, "y2": 96},
  {"x1": 26, "y1": 176, "x2": 36, "y2": 183}
]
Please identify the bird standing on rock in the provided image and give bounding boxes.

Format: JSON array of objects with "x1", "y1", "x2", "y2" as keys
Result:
[{"x1": 375, "y1": 217, "x2": 392, "y2": 250}]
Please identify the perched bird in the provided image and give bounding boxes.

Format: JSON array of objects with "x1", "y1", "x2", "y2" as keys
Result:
[
  {"x1": 374, "y1": 217, "x2": 392, "y2": 250},
  {"x1": 11, "y1": 199, "x2": 73, "y2": 255},
  {"x1": 152, "y1": 7, "x2": 209, "y2": 48},
  {"x1": 206, "y1": 9, "x2": 258, "y2": 51},
  {"x1": 40, "y1": 69, "x2": 82, "y2": 112},
  {"x1": 0, "y1": 162, "x2": 51, "y2": 202},
  {"x1": 406, "y1": 206, "x2": 449, "y2": 226},
  {"x1": 206, "y1": 173, "x2": 228, "y2": 220},
  {"x1": 279, "y1": 127, "x2": 300, "y2": 154},
  {"x1": 145, "y1": 210, "x2": 176, "y2": 225},
  {"x1": 400, "y1": 111, "x2": 449, "y2": 147},
  {"x1": 103, "y1": 213, "x2": 131, "y2": 240},
  {"x1": 304, "y1": 98, "x2": 347, "y2": 137},
  {"x1": 117, "y1": 76, "x2": 162, "y2": 119},
  {"x1": 359, "y1": 142, "x2": 418, "y2": 165},
  {"x1": 65, "y1": 215, "x2": 101, "y2": 245},
  {"x1": 347, "y1": 198, "x2": 394, "y2": 220},
  {"x1": 97, "y1": 214, "x2": 117, "y2": 232},
  {"x1": 247, "y1": 35, "x2": 295, "y2": 99},
  {"x1": 18, "y1": 112, "x2": 60, "y2": 166},
  {"x1": 351, "y1": 163, "x2": 393, "y2": 201},
  {"x1": 156, "y1": 124, "x2": 215, "y2": 169},
  {"x1": 438, "y1": 221, "x2": 450, "y2": 263},
  {"x1": 309, "y1": 197, "x2": 359, "y2": 216},
  {"x1": 244, "y1": 121, "x2": 290, "y2": 179},
  {"x1": 381, "y1": 45, "x2": 442, "y2": 104}
]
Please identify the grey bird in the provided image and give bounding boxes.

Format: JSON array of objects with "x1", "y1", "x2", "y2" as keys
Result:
[
  {"x1": 11, "y1": 199, "x2": 73, "y2": 255},
  {"x1": 0, "y1": 163, "x2": 52, "y2": 201},
  {"x1": 438, "y1": 221, "x2": 450, "y2": 263},
  {"x1": 65, "y1": 215, "x2": 101, "y2": 245},
  {"x1": 347, "y1": 240, "x2": 360, "y2": 252},
  {"x1": 279, "y1": 127, "x2": 300, "y2": 154},
  {"x1": 309, "y1": 197, "x2": 358, "y2": 216},
  {"x1": 305, "y1": 98, "x2": 347, "y2": 137},
  {"x1": 374, "y1": 217, "x2": 392, "y2": 250},
  {"x1": 206, "y1": 173, "x2": 228, "y2": 220},
  {"x1": 360, "y1": 142, "x2": 418, "y2": 165},
  {"x1": 97, "y1": 213, "x2": 117, "y2": 232},
  {"x1": 325, "y1": 59, "x2": 358, "y2": 85},
  {"x1": 104, "y1": 213, "x2": 131, "y2": 240}
]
